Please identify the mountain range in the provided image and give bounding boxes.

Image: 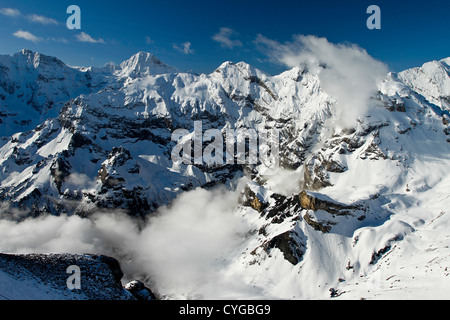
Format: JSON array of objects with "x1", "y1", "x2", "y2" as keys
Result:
[{"x1": 0, "y1": 49, "x2": 450, "y2": 299}]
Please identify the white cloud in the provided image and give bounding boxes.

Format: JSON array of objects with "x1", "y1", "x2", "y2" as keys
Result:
[
  {"x1": 212, "y1": 27, "x2": 243, "y2": 49},
  {"x1": 255, "y1": 34, "x2": 389, "y2": 128},
  {"x1": 75, "y1": 32, "x2": 105, "y2": 44},
  {"x1": 0, "y1": 8, "x2": 21, "y2": 17},
  {"x1": 0, "y1": 9, "x2": 58, "y2": 25},
  {"x1": 27, "y1": 14, "x2": 58, "y2": 25},
  {"x1": 145, "y1": 36, "x2": 154, "y2": 45},
  {"x1": 173, "y1": 41, "x2": 194, "y2": 54},
  {"x1": 0, "y1": 183, "x2": 253, "y2": 298},
  {"x1": 13, "y1": 30, "x2": 41, "y2": 43}
]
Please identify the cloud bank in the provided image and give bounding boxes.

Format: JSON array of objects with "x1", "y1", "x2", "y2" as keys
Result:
[
  {"x1": 256, "y1": 34, "x2": 389, "y2": 128},
  {"x1": 0, "y1": 184, "x2": 252, "y2": 299}
]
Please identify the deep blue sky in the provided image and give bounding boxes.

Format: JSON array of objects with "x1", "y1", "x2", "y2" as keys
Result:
[{"x1": 0, "y1": 0, "x2": 449, "y2": 75}]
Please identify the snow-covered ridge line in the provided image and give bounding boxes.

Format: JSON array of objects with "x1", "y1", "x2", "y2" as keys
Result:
[
  {"x1": 0, "y1": 49, "x2": 181, "y2": 139},
  {"x1": 0, "y1": 49, "x2": 449, "y2": 216}
]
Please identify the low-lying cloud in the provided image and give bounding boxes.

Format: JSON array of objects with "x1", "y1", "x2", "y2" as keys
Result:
[
  {"x1": 0, "y1": 184, "x2": 252, "y2": 299},
  {"x1": 256, "y1": 34, "x2": 389, "y2": 128}
]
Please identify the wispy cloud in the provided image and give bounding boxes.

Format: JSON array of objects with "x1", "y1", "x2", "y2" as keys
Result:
[
  {"x1": 13, "y1": 30, "x2": 41, "y2": 43},
  {"x1": 27, "y1": 14, "x2": 58, "y2": 25},
  {"x1": 145, "y1": 36, "x2": 154, "y2": 45},
  {"x1": 0, "y1": 8, "x2": 21, "y2": 17},
  {"x1": 173, "y1": 41, "x2": 194, "y2": 54},
  {"x1": 212, "y1": 27, "x2": 242, "y2": 49},
  {"x1": 1, "y1": 8, "x2": 59, "y2": 26},
  {"x1": 75, "y1": 32, "x2": 105, "y2": 44},
  {"x1": 255, "y1": 34, "x2": 389, "y2": 128}
]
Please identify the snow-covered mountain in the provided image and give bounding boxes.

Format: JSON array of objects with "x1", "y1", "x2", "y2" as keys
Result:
[
  {"x1": 0, "y1": 50, "x2": 450, "y2": 299},
  {"x1": 0, "y1": 53, "x2": 332, "y2": 216},
  {"x1": 0, "y1": 50, "x2": 179, "y2": 142}
]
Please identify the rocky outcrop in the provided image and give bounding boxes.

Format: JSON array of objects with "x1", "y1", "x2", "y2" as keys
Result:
[
  {"x1": 264, "y1": 231, "x2": 305, "y2": 265},
  {"x1": 302, "y1": 213, "x2": 332, "y2": 233},
  {"x1": 299, "y1": 190, "x2": 355, "y2": 215},
  {"x1": 124, "y1": 280, "x2": 157, "y2": 300},
  {"x1": 0, "y1": 253, "x2": 136, "y2": 300},
  {"x1": 238, "y1": 185, "x2": 268, "y2": 213}
]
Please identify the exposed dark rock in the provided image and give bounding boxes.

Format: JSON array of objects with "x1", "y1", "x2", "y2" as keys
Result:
[
  {"x1": 396, "y1": 100, "x2": 406, "y2": 112},
  {"x1": 299, "y1": 190, "x2": 355, "y2": 215},
  {"x1": 69, "y1": 132, "x2": 92, "y2": 150},
  {"x1": 50, "y1": 157, "x2": 72, "y2": 193},
  {"x1": 369, "y1": 235, "x2": 403, "y2": 265},
  {"x1": 360, "y1": 139, "x2": 388, "y2": 160},
  {"x1": 303, "y1": 161, "x2": 333, "y2": 190},
  {"x1": 266, "y1": 193, "x2": 301, "y2": 222},
  {"x1": 264, "y1": 231, "x2": 305, "y2": 265},
  {"x1": 444, "y1": 127, "x2": 450, "y2": 136},
  {"x1": 369, "y1": 245, "x2": 391, "y2": 265},
  {"x1": 443, "y1": 116, "x2": 449, "y2": 126},
  {"x1": 13, "y1": 147, "x2": 32, "y2": 166},
  {"x1": 303, "y1": 213, "x2": 331, "y2": 233},
  {"x1": 124, "y1": 280, "x2": 157, "y2": 300},
  {"x1": 107, "y1": 147, "x2": 132, "y2": 166},
  {"x1": 239, "y1": 185, "x2": 268, "y2": 213}
]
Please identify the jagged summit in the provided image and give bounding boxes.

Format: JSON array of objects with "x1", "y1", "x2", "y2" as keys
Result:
[
  {"x1": 214, "y1": 60, "x2": 268, "y2": 78},
  {"x1": 116, "y1": 51, "x2": 178, "y2": 78},
  {"x1": 0, "y1": 50, "x2": 179, "y2": 138},
  {"x1": 398, "y1": 57, "x2": 450, "y2": 111},
  {"x1": 0, "y1": 50, "x2": 95, "y2": 137},
  {"x1": 12, "y1": 49, "x2": 67, "y2": 70}
]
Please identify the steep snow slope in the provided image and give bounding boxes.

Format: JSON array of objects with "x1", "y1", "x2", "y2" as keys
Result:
[
  {"x1": 398, "y1": 57, "x2": 450, "y2": 112},
  {"x1": 0, "y1": 50, "x2": 96, "y2": 140}
]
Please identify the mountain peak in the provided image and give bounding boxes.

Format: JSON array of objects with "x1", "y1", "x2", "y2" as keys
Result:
[
  {"x1": 117, "y1": 51, "x2": 178, "y2": 78},
  {"x1": 442, "y1": 57, "x2": 450, "y2": 66},
  {"x1": 215, "y1": 60, "x2": 267, "y2": 79},
  {"x1": 19, "y1": 48, "x2": 34, "y2": 56},
  {"x1": 13, "y1": 49, "x2": 66, "y2": 70}
]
